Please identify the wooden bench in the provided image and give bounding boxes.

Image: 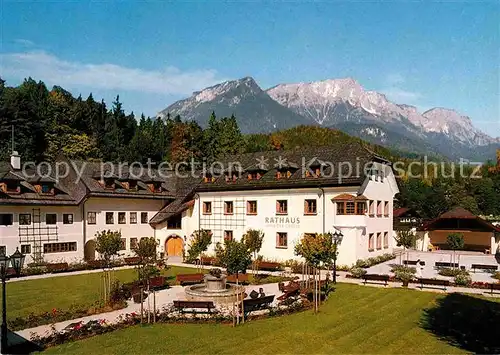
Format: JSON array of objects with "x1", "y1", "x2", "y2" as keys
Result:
[
  {"x1": 277, "y1": 282, "x2": 300, "y2": 301},
  {"x1": 149, "y1": 276, "x2": 166, "y2": 290},
  {"x1": 226, "y1": 273, "x2": 249, "y2": 284},
  {"x1": 471, "y1": 264, "x2": 498, "y2": 273},
  {"x1": 488, "y1": 283, "x2": 500, "y2": 295},
  {"x1": 173, "y1": 300, "x2": 215, "y2": 313},
  {"x1": 362, "y1": 274, "x2": 390, "y2": 286},
  {"x1": 418, "y1": 278, "x2": 449, "y2": 291},
  {"x1": 403, "y1": 260, "x2": 425, "y2": 266},
  {"x1": 176, "y1": 273, "x2": 204, "y2": 286},
  {"x1": 257, "y1": 262, "x2": 281, "y2": 272},
  {"x1": 124, "y1": 257, "x2": 140, "y2": 265},
  {"x1": 242, "y1": 295, "x2": 275, "y2": 316},
  {"x1": 47, "y1": 262, "x2": 69, "y2": 273},
  {"x1": 435, "y1": 262, "x2": 458, "y2": 268}
]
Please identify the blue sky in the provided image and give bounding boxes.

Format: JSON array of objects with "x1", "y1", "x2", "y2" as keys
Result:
[{"x1": 1, "y1": 1, "x2": 498, "y2": 134}]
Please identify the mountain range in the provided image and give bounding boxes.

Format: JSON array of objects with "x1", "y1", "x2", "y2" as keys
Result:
[{"x1": 158, "y1": 77, "x2": 499, "y2": 161}]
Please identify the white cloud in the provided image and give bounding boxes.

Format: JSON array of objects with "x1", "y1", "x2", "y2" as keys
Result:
[
  {"x1": 13, "y1": 39, "x2": 35, "y2": 47},
  {"x1": 385, "y1": 73, "x2": 405, "y2": 86},
  {"x1": 0, "y1": 51, "x2": 226, "y2": 96},
  {"x1": 381, "y1": 87, "x2": 422, "y2": 103}
]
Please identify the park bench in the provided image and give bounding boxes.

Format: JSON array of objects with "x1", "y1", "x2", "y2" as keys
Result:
[
  {"x1": 173, "y1": 300, "x2": 215, "y2": 314},
  {"x1": 124, "y1": 257, "x2": 140, "y2": 265},
  {"x1": 362, "y1": 274, "x2": 390, "y2": 286},
  {"x1": 176, "y1": 273, "x2": 204, "y2": 286},
  {"x1": 277, "y1": 282, "x2": 300, "y2": 301},
  {"x1": 488, "y1": 283, "x2": 500, "y2": 295},
  {"x1": 257, "y1": 261, "x2": 281, "y2": 272},
  {"x1": 418, "y1": 278, "x2": 449, "y2": 291},
  {"x1": 471, "y1": 264, "x2": 498, "y2": 273},
  {"x1": 226, "y1": 273, "x2": 249, "y2": 284},
  {"x1": 47, "y1": 262, "x2": 69, "y2": 273},
  {"x1": 403, "y1": 260, "x2": 425, "y2": 266},
  {"x1": 242, "y1": 295, "x2": 275, "y2": 316},
  {"x1": 149, "y1": 276, "x2": 167, "y2": 290},
  {"x1": 435, "y1": 262, "x2": 458, "y2": 268}
]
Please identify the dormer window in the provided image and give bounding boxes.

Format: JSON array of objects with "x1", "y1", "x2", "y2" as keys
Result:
[
  {"x1": 276, "y1": 170, "x2": 293, "y2": 180},
  {"x1": 203, "y1": 174, "x2": 216, "y2": 183},
  {"x1": 306, "y1": 167, "x2": 322, "y2": 178},
  {"x1": 5, "y1": 181, "x2": 20, "y2": 193},
  {"x1": 104, "y1": 178, "x2": 115, "y2": 189},
  {"x1": 41, "y1": 183, "x2": 54, "y2": 194},
  {"x1": 148, "y1": 182, "x2": 162, "y2": 193},
  {"x1": 225, "y1": 173, "x2": 238, "y2": 183},
  {"x1": 128, "y1": 180, "x2": 138, "y2": 191},
  {"x1": 248, "y1": 172, "x2": 261, "y2": 180}
]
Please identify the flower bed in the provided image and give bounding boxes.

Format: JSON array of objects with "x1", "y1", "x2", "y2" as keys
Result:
[
  {"x1": 9, "y1": 301, "x2": 127, "y2": 331},
  {"x1": 31, "y1": 298, "x2": 310, "y2": 349}
]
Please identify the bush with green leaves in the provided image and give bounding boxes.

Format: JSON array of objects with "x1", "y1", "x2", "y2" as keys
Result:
[
  {"x1": 349, "y1": 266, "x2": 367, "y2": 278},
  {"x1": 394, "y1": 268, "x2": 416, "y2": 283},
  {"x1": 133, "y1": 237, "x2": 158, "y2": 284},
  {"x1": 492, "y1": 271, "x2": 500, "y2": 280},
  {"x1": 438, "y1": 267, "x2": 463, "y2": 277},
  {"x1": 355, "y1": 253, "x2": 396, "y2": 269},
  {"x1": 454, "y1": 271, "x2": 472, "y2": 286},
  {"x1": 391, "y1": 265, "x2": 416, "y2": 274}
]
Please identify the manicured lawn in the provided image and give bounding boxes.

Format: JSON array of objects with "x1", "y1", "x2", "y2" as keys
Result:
[
  {"x1": 44, "y1": 283, "x2": 491, "y2": 354},
  {"x1": 3, "y1": 266, "x2": 201, "y2": 320}
]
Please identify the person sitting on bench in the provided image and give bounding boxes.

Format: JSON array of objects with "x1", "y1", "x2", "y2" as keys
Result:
[{"x1": 258, "y1": 287, "x2": 266, "y2": 298}]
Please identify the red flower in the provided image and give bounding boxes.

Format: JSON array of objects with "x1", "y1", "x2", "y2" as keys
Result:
[{"x1": 73, "y1": 322, "x2": 83, "y2": 330}]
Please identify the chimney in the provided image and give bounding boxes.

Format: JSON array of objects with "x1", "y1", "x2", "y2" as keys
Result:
[{"x1": 10, "y1": 151, "x2": 21, "y2": 170}]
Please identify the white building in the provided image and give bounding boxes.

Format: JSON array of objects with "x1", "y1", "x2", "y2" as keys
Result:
[{"x1": 1, "y1": 144, "x2": 399, "y2": 266}]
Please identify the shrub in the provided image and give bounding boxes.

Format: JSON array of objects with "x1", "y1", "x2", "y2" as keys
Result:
[
  {"x1": 391, "y1": 265, "x2": 416, "y2": 274},
  {"x1": 349, "y1": 266, "x2": 367, "y2": 278},
  {"x1": 282, "y1": 259, "x2": 304, "y2": 273},
  {"x1": 454, "y1": 271, "x2": 472, "y2": 286},
  {"x1": 492, "y1": 271, "x2": 500, "y2": 280},
  {"x1": 356, "y1": 253, "x2": 395, "y2": 268},
  {"x1": 438, "y1": 267, "x2": 463, "y2": 277},
  {"x1": 394, "y1": 268, "x2": 415, "y2": 283}
]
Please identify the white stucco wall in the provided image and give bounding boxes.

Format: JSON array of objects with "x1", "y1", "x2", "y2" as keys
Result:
[
  {"x1": 0, "y1": 205, "x2": 83, "y2": 263},
  {"x1": 84, "y1": 197, "x2": 167, "y2": 257}
]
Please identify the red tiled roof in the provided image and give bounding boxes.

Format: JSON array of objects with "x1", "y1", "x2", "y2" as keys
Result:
[
  {"x1": 393, "y1": 207, "x2": 410, "y2": 217},
  {"x1": 439, "y1": 207, "x2": 477, "y2": 219}
]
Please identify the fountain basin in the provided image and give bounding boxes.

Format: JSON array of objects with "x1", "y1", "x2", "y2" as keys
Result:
[{"x1": 184, "y1": 274, "x2": 245, "y2": 304}]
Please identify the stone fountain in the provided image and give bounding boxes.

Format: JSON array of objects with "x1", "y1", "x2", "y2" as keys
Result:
[{"x1": 184, "y1": 268, "x2": 245, "y2": 303}]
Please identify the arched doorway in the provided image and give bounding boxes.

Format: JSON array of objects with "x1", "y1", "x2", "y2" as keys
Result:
[
  {"x1": 84, "y1": 240, "x2": 96, "y2": 261},
  {"x1": 165, "y1": 236, "x2": 183, "y2": 257}
]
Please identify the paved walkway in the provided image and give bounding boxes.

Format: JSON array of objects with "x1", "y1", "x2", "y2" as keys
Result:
[{"x1": 13, "y1": 259, "x2": 500, "y2": 342}]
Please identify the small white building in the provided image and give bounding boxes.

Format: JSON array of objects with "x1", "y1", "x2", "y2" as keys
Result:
[{"x1": 1, "y1": 144, "x2": 399, "y2": 266}]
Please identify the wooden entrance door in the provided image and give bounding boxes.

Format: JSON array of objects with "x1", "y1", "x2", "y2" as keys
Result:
[
  {"x1": 84, "y1": 240, "x2": 96, "y2": 261},
  {"x1": 166, "y1": 237, "x2": 183, "y2": 256}
]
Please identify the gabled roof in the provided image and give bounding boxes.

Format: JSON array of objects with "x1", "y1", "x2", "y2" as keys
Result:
[{"x1": 421, "y1": 207, "x2": 500, "y2": 232}]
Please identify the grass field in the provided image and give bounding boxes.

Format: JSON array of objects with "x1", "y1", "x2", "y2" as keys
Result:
[
  {"x1": 44, "y1": 283, "x2": 500, "y2": 355},
  {"x1": 3, "y1": 266, "x2": 201, "y2": 320}
]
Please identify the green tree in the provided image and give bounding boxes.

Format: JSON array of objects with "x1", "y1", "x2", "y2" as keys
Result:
[
  {"x1": 133, "y1": 237, "x2": 159, "y2": 283},
  {"x1": 394, "y1": 229, "x2": 416, "y2": 264},
  {"x1": 214, "y1": 239, "x2": 252, "y2": 276},
  {"x1": 447, "y1": 233, "x2": 464, "y2": 268},
  {"x1": 95, "y1": 230, "x2": 122, "y2": 304},
  {"x1": 186, "y1": 230, "x2": 212, "y2": 266},
  {"x1": 242, "y1": 229, "x2": 264, "y2": 272},
  {"x1": 295, "y1": 233, "x2": 338, "y2": 312}
]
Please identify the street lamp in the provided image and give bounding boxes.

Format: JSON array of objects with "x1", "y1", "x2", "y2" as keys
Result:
[
  {"x1": 332, "y1": 230, "x2": 344, "y2": 284},
  {"x1": 0, "y1": 248, "x2": 25, "y2": 353}
]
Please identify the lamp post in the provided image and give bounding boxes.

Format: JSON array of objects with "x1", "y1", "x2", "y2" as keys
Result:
[
  {"x1": 0, "y1": 248, "x2": 25, "y2": 353},
  {"x1": 332, "y1": 230, "x2": 343, "y2": 284}
]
